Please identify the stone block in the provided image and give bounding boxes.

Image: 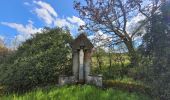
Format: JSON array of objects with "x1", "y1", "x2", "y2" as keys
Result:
[
  {"x1": 58, "y1": 75, "x2": 76, "y2": 86},
  {"x1": 86, "y1": 75, "x2": 103, "y2": 87}
]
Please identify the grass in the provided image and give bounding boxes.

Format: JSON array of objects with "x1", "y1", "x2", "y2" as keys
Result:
[
  {"x1": 103, "y1": 79, "x2": 151, "y2": 94},
  {"x1": 112, "y1": 77, "x2": 144, "y2": 85},
  {"x1": 1, "y1": 85, "x2": 151, "y2": 100}
]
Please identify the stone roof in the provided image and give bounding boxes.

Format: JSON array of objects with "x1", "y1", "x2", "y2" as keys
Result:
[{"x1": 71, "y1": 33, "x2": 93, "y2": 50}]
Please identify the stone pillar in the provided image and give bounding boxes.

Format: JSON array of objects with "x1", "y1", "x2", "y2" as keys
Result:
[
  {"x1": 84, "y1": 50, "x2": 91, "y2": 82},
  {"x1": 79, "y1": 48, "x2": 84, "y2": 82},
  {"x1": 72, "y1": 51, "x2": 79, "y2": 81}
]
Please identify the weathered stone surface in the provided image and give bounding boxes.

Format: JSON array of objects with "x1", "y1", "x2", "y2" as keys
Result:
[
  {"x1": 72, "y1": 51, "x2": 79, "y2": 80},
  {"x1": 84, "y1": 50, "x2": 91, "y2": 81},
  {"x1": 86, "y1": 75, "x2": 103, "y2": 87},
  {"x1": 79, "y1": 49, "x2": 84, "y2": 82},
  {"x1": 58, "y1": 75, "x2": 76, "y2": 86},
  {"x1": 58, "y1": 33, "x2": 102, "y2": 87}
]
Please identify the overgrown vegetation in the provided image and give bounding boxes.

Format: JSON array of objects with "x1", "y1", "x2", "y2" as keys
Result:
[
  {"x1": 75, "y1": 0, "x2": 170, "y2": 99},
  {"x1": 0, "y1": 0, "x2": 169, "y2": 100},
  {"x1": 0, "y1": 28, "x2": 73, "y2": 92},
  {"x1": 91, "y1": 47, "x2": 130, "y2": 80},
  {"x1": 139, "y1": 1, "x2": 170, "y2": 99},
  {"x1": 1, "y1": 85, "x2": 151, "y2": 100}
]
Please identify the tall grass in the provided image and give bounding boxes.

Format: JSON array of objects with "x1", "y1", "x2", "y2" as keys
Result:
[{"x1": 1, "y1": 85, "x2": 151, "y2": 100}]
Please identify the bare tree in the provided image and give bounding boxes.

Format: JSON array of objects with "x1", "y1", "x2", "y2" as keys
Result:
[
  {"x1": 74, "y1": 0, "x2": 163, "y2": 66},
  {"x1": 0, "y1": 38, "x2": 4, "y2": 47}
]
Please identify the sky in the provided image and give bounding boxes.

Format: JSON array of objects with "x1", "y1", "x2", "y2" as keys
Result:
[
  {"x1": 0, "y1": 0, "x2": 85, "y2": 48},
  {"x1": 0, "y1": 0, "x2": 146, "y2": 50}
]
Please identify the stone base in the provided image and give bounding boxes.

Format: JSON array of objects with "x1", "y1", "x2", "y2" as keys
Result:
[
  {"x1": 58, "y1": 75, "x2": 76, "y2": 86},
  {"x1": 86, "y1": 75, "x2": 102, "y2": 87},
  {"x1": 58, "y1": 75, "x2": 102, "y2": 87}
]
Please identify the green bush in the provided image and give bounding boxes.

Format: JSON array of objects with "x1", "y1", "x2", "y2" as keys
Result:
[
  {"x1": 0, "y1": 28, "x2": 73, "y2": 92},
  {"x1": 139, "y1": 2, "x2": 170, "y2": 99}
]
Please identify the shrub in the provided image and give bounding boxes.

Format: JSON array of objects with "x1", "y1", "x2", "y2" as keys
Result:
[
  {"x1": 139, "y1": 1, "x2": 170, "y2": 99},
  {"x1": 0, "y1": 28, "x2": 73, "y2": 92}
]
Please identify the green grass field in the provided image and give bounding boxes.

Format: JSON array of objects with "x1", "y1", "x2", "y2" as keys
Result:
[{"x1": 1, "y1": 85, "x2": 151, "y2": 100}]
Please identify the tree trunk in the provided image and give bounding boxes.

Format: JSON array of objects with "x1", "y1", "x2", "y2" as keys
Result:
[
  {"x1": 124, "y1": 39, "x2": 138, "y2": 67},
  {"x1": 109, "y1": 52, "x2": 112, "y2": 68}
]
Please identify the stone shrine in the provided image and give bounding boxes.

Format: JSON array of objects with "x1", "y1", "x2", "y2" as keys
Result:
[{"x1": 58, "y1": 33, "x2": 102, "y2": 87}]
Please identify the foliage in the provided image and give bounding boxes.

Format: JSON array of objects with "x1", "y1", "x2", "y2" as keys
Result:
[
  {"x1": 0, "y1": 28, "x2": 73, "y2": 92},
  {"x1": 91, "y1": 51, "x2": 130, "y2": 80},
  {"x1": 94, "y1": 64, "x2": 129, "y2": 80},
  {"x1": 1, "y1": 85, "x2": 151, "y2": 100},
  {"x1": 140, "y1": 1, "x2": 170, "y2": 100},
  {"x1": 92, "y1": 47, "x2": 106, "y2": 69}
]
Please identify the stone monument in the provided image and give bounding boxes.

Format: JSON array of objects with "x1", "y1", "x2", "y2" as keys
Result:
[{"x1": 58, "y1": 33, "x2": 102, "y2": 87}]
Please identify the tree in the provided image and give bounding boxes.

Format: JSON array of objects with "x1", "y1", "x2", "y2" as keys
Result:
[
  {"x1": 0, "y1": 27, "x2": 73, "y2": 92},
  {"x1": 93, "y1": 47, "x2": 106, "y2": 70},
  {"x1": 0, "y1": 38, "x2": 4, "y2": 47},
  {"x1": 74, "y1": 0, "x2": 163, "y2": 66},
  {"x1": 141, "y1": 1, "x2": 170, "y2": 99},
  {"x1": 0, "y1": 39, "x2": 10, "y2": 63}
]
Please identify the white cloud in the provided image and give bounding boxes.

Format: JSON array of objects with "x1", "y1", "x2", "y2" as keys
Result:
[
  {"x1": 88, "y1": 30, "x2": 112, "y2": 52},
  {"x1": 89, "y1": 30, "x2": 112, "y2": 47},
  {"x1": 126, "y1": 13, "x2": 146, "y2": 34},
  {"x1": 1, "y1": 21, "x2": 41, "y2": 35},
  {"x1": 34, "y1": 1, "x2": 57, "y2": 17},
  {"x1": 67, "y1": 16, "x2": 85, "y2": 26},
  {"x1": 1, "y1": 20, "x2": 42, "y2": 42},
  {"x1": 32, "y1": 1, "x2": 85, "y2": 32},
  {"x1": 33, "y1": 1, "x2": 57, "y2": 25},
  {"x1": 34, "y1": 7, "x2": 55, "y2": 25},
  {"x1": 24, "y1": 2, "x2": 30, "y2": 6},
  {"x1": 54, "y1": 18, "x2": 72, "y2": 28},
  {"x1": 126, "y1": 13, "x2": 146, "y2": 42}
]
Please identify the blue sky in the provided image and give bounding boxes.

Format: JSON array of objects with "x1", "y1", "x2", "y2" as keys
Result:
[
  {"x1": 0, "y1": 0, "x2": 84, "y2": 48},
  {"x1": 0, "y1": 0, "x2": 145, "y2": 49}
]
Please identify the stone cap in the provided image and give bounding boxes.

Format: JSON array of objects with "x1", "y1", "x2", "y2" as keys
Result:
[{"x1": 70, "y1": 33, "x2": 94, "y2": 50}]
